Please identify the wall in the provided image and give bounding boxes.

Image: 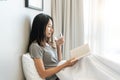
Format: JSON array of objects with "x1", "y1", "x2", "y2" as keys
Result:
[{"x1": 0, "y1": 0, "x2": 51, "y2": 80}]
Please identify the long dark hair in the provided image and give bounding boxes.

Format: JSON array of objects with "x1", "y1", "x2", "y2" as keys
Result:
[{"x1": 27, "y1": 13, "x2": 54, "y2": 51}]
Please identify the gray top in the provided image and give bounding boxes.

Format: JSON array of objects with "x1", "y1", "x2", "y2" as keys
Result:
[{"x1": 29, "y1": 42, "x2": 59, "y2": 80}]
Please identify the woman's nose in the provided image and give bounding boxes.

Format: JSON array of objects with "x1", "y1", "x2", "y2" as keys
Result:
[{"x1": 50, "y1": 28, "x2": 54, "y2": 32}]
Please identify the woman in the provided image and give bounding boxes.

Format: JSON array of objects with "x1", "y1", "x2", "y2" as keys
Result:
[{"x1": 28, "y1": 13, "x2": 78, "y2": 80}]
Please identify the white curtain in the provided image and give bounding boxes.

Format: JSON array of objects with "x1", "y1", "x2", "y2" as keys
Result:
[
  {"x1": 52, "y1": 0, "x2": 120, "y2": 58},
  {"x1": 83, "y1": 0, "x2": 105, "y2": 54},
  {"x1": 51, "y1": 0, "x2": 84, "y2": 59},
  {"x1": 103, "y1": 0, "x2": 120, "y2": 55},
  {"x1": 84, "y1": 0, "x2": 120, "y2": 56}
]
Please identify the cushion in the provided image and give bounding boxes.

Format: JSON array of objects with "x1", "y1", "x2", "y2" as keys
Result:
[{"x1": 22, "y1": 53, "x2": 44, "y2": 80}]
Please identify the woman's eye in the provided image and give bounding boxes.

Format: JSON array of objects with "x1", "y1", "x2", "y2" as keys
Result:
[{"x1": 48, "y1": 26, "x2": 52, "y2": 28}]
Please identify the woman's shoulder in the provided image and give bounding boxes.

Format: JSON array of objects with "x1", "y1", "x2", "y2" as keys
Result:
[
  {"x1": 30, "y1": 42, "x2": 38, "y2": 47},
  {"x1": 30, "y1": 42, "x2": 43, "y2": 50}
]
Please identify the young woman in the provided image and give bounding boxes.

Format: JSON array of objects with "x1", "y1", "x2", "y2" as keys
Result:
[{"x1": 28, "y1": 13, "x2": 78, "y2": 80}]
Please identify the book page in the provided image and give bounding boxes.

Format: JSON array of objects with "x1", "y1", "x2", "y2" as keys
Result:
[{"x1": 70, "y1": 44, "x2": 90, "y2": 59}]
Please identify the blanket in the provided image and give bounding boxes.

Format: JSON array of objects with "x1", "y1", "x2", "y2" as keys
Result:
[{"x1": 56, "y1": 55, "x2": 120, "y2": 80}]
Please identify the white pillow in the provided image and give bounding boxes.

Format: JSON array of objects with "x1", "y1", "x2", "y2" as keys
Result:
[{"x1": 22, "y1": 53, "x2": 44, "y2": 80}]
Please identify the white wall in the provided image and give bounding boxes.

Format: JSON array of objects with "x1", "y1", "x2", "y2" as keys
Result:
[{"x1": 0, "y1": 0, "x2": 51, "y2": 80}]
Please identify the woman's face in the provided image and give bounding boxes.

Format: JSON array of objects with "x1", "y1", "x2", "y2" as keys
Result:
[{"x1": 45, "y1": 19, "x2": 54, "y2": 38}]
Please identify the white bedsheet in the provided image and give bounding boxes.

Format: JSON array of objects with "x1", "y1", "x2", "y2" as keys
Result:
[{"x1": 56, "y1": 55, "x2": 120, "y2": 80}]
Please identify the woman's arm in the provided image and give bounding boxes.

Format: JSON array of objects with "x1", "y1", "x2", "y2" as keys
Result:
[
  {"x1": 34, "y1": 58, "x2": 78, "y2": 79},
  {"x1": 55, "y1": 36, "x2": 64, "y2": 61},
  {"x1": 56, "y1": 45, "x2": 62, "y2": 61}
]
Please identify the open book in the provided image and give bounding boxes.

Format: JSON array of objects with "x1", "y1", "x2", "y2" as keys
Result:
[{"x1": 70, "y1": 44, "x2": 90, "y2": 59}]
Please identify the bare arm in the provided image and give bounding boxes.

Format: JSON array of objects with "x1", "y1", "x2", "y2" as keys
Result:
[
  {"x1": 55, "y1": 36, "x2": 64, "y2": 61},
  {"x1": 56, "y1": 45, "x2": 62, "y2": 61},
  {"x1": 34, "y1": 58, "x2": 78, "y2": 79}
]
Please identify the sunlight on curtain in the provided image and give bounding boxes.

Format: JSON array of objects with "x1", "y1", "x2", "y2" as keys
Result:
[
  {"x1": 84, "y1": 0, "x2": 120, "y2": 55},
  {"x1": 103, "y1": 0, "x2": 120, "y2": 55},
  {"x1": 83, "y1": 0, "x2": 104, "y2": 54}
]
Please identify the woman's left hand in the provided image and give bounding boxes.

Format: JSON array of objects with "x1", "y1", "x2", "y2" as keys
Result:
[{"x1": 55, "y1": 36, "x2": 64, "y2": 46}]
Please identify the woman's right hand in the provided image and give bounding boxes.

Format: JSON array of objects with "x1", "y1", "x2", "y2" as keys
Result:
[
  {"x1": 65, "y1": 57, "x2": 78, "y2": 67},
  {"x1": 55, "y1": 36, "x2": 64, "y2": 46}
]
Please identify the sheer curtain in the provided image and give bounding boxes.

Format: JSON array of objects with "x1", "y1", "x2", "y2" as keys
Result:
[
  {"x1": 51, "y1": 0, "x2": 84, "y2": 59},
  {"x1": 84, "y1": 0, "x2": 120, "y2": 56},
  {"x1": 103, "y1": 0, "x2": 120, "y2": 55},
  {"x1": 83, "y1": 0, "x2": 105, "y2": 54}
]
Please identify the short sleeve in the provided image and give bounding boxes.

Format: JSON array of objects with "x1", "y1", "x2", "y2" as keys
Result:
[{"x1": 29, "y1": 43, "x2": 43, "y2": 59}]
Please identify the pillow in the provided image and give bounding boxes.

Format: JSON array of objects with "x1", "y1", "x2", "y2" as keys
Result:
[{"x1": 22, "y1": 53, "x2": 44, "y2": 80}]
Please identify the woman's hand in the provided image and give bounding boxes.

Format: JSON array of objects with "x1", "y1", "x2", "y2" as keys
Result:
[
  {"x1": 65, "y1": 57, "x2": 78, "y2": 67},
  {"x1": 55, "y1": 36, "x2": 64, "y2": 46}
]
